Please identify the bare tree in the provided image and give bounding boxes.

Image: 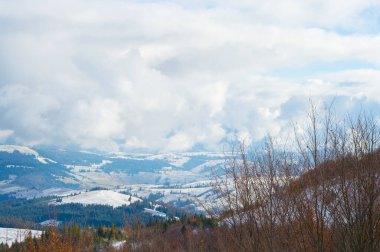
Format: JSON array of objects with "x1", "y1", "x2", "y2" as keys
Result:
[
  {"x1": 328, "y1": 113, "x2": 380, "y2": 251},
  {"x1": 214, "y1": 136, "x2": 296, "y2": 251},
  {"x1": 214, "y1": 104, "x2": 380, "y2": 252}
]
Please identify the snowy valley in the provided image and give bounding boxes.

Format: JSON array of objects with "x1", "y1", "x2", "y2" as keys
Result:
[{"x1": 0, "y1": 145, "x2": 226, "y2": 242}]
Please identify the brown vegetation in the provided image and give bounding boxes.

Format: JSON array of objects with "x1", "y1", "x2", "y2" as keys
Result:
[{"x1": 214, "y1": 106, "x2": 380, "y2": 251}]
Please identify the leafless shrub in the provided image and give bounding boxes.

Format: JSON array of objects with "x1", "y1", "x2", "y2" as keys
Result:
[{"x1": 214, "y1": 104, "x2": 380, "y2": 252}]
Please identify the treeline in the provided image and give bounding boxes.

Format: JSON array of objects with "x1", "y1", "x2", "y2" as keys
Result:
[
  {"x1": 1, "y1": 223, "x2": 124, "y2": 252},
  {"x1": 0, "y1": 196, "x2": 179, "y2": 228},
  {"x1": 0, "y1": 215, "x2": 216, "y2": 252},
  {"x1": 0, "y1": 216, "x2": 39, "y2": 230}
]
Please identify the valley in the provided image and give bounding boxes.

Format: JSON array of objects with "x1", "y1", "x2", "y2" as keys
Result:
[{"x1": 0, "y1": 145, "x2": 225, "y2": 232}]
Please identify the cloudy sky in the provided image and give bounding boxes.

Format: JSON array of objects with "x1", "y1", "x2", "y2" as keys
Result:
[{"x1": 0, "y1": 0, "x2": 380, "y2": 152}]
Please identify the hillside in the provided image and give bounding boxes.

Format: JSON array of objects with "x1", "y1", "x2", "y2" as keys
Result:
[
  {"x1": 0, "y1": 145, "x2": 225, "y2": 213},
  {"x1": 0, "y1": 227, "x2": 42, "y2": 246},
  {"x1": 56, "y1": 190, "x2": 141, "y2": 208}
]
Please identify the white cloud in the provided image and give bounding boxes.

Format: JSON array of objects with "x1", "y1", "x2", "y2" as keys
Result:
[
  {"x1": 0, "y1": 0, "x2": 379, "y2": 152},
  {"x1": 0, "y1": 130, "x2": 14, "y2": 143}
]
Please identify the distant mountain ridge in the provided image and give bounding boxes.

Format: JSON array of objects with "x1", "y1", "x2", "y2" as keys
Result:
[
  {"x1": 0, "y1": 145, "x2": 57, "y2": 164},
  {"x1": 0, "y1": 145, "x2": 226, "y2": 202}
]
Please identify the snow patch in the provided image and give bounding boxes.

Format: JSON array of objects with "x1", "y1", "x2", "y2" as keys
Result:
[
  {"x1": 112, "y1": 240, "x2": 126, "y2": 249},
  {"x1": 65, "y1": 160, "x2": 112, "y2": 172},
  {"x1": 0, "y1": 145, "x2": 55, "y2": 164},
  {"x1": 57, "y1": 190, "x2": 141, "y2": 208},
  {"x1": 191, "y1": 160, "x2": 224, "y2": 173},
  {"x1": 40, "y1": 219, "x2": 61, "y2": 227},
  {"x1": 0, "y1": 227, "x2": 42, "y2": 246},
  {"x1": 144, "y1": 208, "x2": 167, "y2": 218},
  {"x1": 147, "y1": 153, "x2": 190, "y2": 167},
  {"x1": 0, "y1": 145, "x2": 39, "y2": 156}
]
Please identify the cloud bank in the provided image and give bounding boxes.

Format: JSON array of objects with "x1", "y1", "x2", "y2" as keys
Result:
[{"x1": 0, "y1": 0, "x2": 380, "y2": 152}]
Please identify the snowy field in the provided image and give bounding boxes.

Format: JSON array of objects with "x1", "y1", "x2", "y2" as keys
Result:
[
  {"x1": 55, "y1": 190, "x2": 141, "y2": 208},
  {"x1": 0, "y1": 227, "x2": 42, "y2": 246}
]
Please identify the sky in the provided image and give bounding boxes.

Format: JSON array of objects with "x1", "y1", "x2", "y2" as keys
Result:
[{"x1": 0, "y1": 0, "x2": 380, "y2": 152}]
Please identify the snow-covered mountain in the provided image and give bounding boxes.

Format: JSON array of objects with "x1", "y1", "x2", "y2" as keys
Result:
[
  {"x1": 0, "y1": 145, "x2": 226, "y2": 212},
  {"x1": 0, "y1": 145, "x2": 78, "y2": 193},
  {"x1": 0, "y1": 145, "x2": 56, "y2": 164}
]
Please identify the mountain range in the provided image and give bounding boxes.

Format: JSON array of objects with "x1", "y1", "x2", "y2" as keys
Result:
[{"x1": 0, "y1": 145, "x2": 226, "y2": 212}]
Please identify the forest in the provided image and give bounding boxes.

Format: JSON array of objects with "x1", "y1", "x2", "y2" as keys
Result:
[{"x1": 0, "y1": 195, "x2": 182, "y2": 229}]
